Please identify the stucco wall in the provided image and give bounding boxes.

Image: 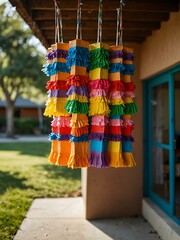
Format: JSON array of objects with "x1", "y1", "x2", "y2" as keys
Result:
[
  {"x1": 82, "y1": 9, "x2": 180, "y2": 220},
  {"x1": 20, "y1": 108, "x2": 40, "y2": 119},
  {"x1": 140, "y1": 11, "x2": 180, "y2": 80},
  {"x1": 82, "y1": 43, "x2": 143, "y2": 219}
]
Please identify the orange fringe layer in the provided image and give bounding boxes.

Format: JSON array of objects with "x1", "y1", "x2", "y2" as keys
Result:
[
  {"x1": 67, "y1": 142, "x2": 89, "y2": 168},
  {"x1": 48, "y1": 140, "x2": 71, "y2": 166},
  {"x1": 71, "y1": 125, "x2": 89, "y2": 137}
]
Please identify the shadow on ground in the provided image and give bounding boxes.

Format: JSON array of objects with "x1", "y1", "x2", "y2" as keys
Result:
[
  {"x1": 0, "y1": 171, "x2": 28, "y2": 195},
  {"x1": 89, "y1": 217, "x2": 161, "y2": 240},
  {"x1": 35, "y1": 164, "x2": 81, "y2": 180},
  {"x1": 0, "y1": 142, "x2": 50, "y2": 157}
]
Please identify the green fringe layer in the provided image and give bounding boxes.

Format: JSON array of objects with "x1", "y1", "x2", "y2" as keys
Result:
[
  {"x1": 124, "y1": 102, "x2": 138, "y2": 114},
  {"x1": 65, "y1": 100, "x2": 89, "y2": 114},
  {"x1": 90, "y1": 48, "x2": 110, "y2": 70},
  {"x1": 89, "y1": 58, "x2": 109, "y2": 70},
  {"x1": 110, "y1": 104, "x2": 124, "y2": 116}
]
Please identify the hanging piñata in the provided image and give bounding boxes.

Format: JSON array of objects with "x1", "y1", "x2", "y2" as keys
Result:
[
  {"x1": 65, "y1": 0, "x2": 89, "y2": 168},
  {"x1": 121, "y1": 46, "x2": 137, "y2": 166},
  {"x1": 42, "y1": 1, "x2": 71, "y2": 166},
  {"x1": 88, "y1": 0, "x2": 111, "y2": 168},
  {"x1": 107, "y1": 0, "x2": 137, "y2": 167},
  {"x1": 108, "y1": 44, "x2": 125, "y2": 167}
]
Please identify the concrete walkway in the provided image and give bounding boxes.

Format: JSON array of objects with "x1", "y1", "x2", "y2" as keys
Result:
[
  {"x1": 0, "y1": 135, "x2": 48, "y2": 143},
  {"x1": 14, "y1": 197, "x2": 161, "y2": 240}
]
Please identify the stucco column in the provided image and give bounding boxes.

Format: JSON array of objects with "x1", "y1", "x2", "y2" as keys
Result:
[{"x1": 82, "y1": 43, "x2": 143, "y2": 219}]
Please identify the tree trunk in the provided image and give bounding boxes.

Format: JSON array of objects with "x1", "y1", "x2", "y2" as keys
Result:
[{"x1": 6, "y1": 101, "x2": 15, "y2": 138}]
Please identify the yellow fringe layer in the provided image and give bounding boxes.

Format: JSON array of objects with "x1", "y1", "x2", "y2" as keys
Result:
[
  {"x1": 108, "y1": 141, "x2": 136, "y2": 167},
  {"x1": 44, "y1": 97, "x2": 69, "y2": 117},
  {"x1": 122, "y1": 152, "x2": 136, "y2": 167},
  {"x1": 123, "y1": 97, "x2": 134, "y2": 104},
  {"x1": 89, "y1": 68, "x2": 108, "y2": 80},
  {"x1": 67, "y1": 94, "x2": 88, "y2": 102},
  {"x1": 89, "y1": 102, "x2": 110, "y2": 116},
  {"x1": 89, "y1": 42, "x2": 109, "y2": 51},
  {"x1": 108, "y1": 152, "x2": 124, "y2": 167},
  {"x1": 67, "y1": 142, "x2": 89, "y2": 169},
  {"x1": 48, "y1": 140, "x2": 71, "y2": 166},
  {"x1": 110, "y1": 98, "x2": 124, "y2": 105},
  {"x1": 108, "y1": 139, "x2": 123, "y2": 167},
  {"x1": 89, "y1": 96, "x2": 110, "y2": 104}
]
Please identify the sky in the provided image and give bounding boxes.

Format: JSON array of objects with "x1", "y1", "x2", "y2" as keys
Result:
[{"x1": 0, "y1": 0, "x2": 46, "y2": 54}]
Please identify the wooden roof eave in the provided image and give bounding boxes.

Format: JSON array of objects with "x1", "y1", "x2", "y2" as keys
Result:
[{"x1": 9, "y1": 0, "x2": 49, "y2": 48}]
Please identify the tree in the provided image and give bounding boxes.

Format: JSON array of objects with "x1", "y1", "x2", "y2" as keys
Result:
[{"x1": 0, "y1": 3, "x2": 47, "y2": 137}]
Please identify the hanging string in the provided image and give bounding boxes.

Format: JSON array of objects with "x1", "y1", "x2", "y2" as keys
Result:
[
  {"x1": 54, "y1": 0, "x2": 63, "y2": 43},
  {"x1": 76, "y1": 0, "x2": 83, "y2": 39},
  {"x1": 116, "y1": 0, "x2": 125, "y2": 46},
  {"x1": 97, "y1": 0, "x2": 103, "y2": 42}
]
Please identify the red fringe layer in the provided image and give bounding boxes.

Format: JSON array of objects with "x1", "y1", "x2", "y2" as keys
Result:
[
  {"x1": 66, "y1": 75, "x2": 89, "y2": 87},
  {"x1": 46, "y1": 80, "x2": 68, "y2": 90}
]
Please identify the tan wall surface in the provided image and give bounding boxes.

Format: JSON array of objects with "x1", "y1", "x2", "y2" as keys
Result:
[
  {"x1": 140, "y1": 11, "x2": 180, "y2": 80},
  {"x1": 82, "y1": 43, "x2": 143, "y2": 219}
]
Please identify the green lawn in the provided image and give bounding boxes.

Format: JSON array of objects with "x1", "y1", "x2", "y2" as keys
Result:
[{"x1": 0, "y1": 142, "x2": 81, "y2": 240}]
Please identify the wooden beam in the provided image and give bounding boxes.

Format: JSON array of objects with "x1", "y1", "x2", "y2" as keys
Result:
[
  {"x1": 46, "y1": 35, "x2": 145, "y2": 43},
  {"x1": 44, "y1": 30, "x2": 148, "y2": 41},
  {"x1": 32, "y1": 10, "x2": 169, "y2": 22},
  {"x1": 28, "y1": 0, "x2": 179, "y2": 12},
  {"x1": 9, "y1": 0, "x2": 179, "y2": 48},
  {"x1": 37, "y1": 20, "x2": 161, "y2": 31},
  {"x1": 43, "y1": 29, "x2": 152, "y2": 38}
]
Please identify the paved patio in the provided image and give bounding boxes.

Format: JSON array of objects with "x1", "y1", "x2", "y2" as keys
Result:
[{"x1": 14, "y1": 197, "x2": 161, "y2": 240}]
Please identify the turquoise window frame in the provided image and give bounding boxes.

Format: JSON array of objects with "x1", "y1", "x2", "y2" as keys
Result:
[{"x1": 143, "y1": 64, "x2": 180, "y2": 225}]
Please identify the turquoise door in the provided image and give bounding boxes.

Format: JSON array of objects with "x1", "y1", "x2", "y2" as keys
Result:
[{"x1": 144, "y1": 65, "x2": 180, "y2": 224}]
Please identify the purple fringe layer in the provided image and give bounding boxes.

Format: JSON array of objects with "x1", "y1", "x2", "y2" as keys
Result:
[
  {"x1": 88, "y1": 134, "x2": 134, "y2": 142},
  {"x1": 108, "y1": 134, "x2": 123, "y2": 141},
  {"x1": 110, "y1": 50, "x2": 123, "y2": 59},
  {"x1": 66, "y1": 86, "x2": 89, "y2": 97},
  {"x1": 89, "y1": 151, "x2": 109, "y2": 168},
  {"x1": 123, "y1": 52, "x2": 135, "y2": 61},
  {"x1": 48, "y1": 89, "x2": 67, "y2": 98},
  {"x1": 46, "y1": 49, "x2": 68, "y2": 61},
  {"x1": 122, "y1": 136, "x2": 134, "y2": 142},
  {"x1": 88, "y1": 133, "x2": 109, "y2": 141}
]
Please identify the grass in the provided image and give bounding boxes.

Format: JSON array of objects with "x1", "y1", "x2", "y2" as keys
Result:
[{"x1": 0, "y1": 142, "x2": 81, "y2": 240}]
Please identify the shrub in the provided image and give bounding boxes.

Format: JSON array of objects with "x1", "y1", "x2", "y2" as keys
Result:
[
  {"x1": 14, "y1": 118, "x2": 38, "y2": 134},
  {"x1": 41, "y1": 116, "x2": 51, "y2": 134},
  {"x1": 0, "y1": 116, "x2": 6, "y2": 132}
]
